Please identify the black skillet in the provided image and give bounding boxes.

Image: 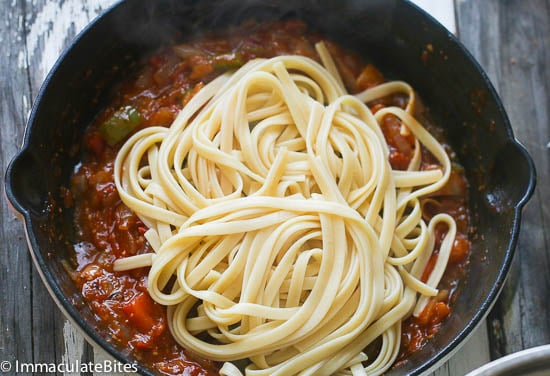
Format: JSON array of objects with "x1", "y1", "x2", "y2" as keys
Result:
[{"x1": 5, "y1": 0, "x2": 536, "y2": 375}]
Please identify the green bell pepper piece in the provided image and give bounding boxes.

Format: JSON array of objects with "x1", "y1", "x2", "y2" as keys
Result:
[{"x1": 99, "y1": 106, "x2": 142, "y2": 145}]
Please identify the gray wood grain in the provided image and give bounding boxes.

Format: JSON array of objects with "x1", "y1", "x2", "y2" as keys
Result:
[
  {"x1": 456, "y1": 0, "x2": 550, "y2": 360},
  {"x1": 1, "y1": 1, "x2": 109, "y2": 375},
  {"x1": 22, "y1": 2, "x2": 97, "y2": 372},
  {"x1": 1, "y1": 0, "x2": 37, "y2": 372}
]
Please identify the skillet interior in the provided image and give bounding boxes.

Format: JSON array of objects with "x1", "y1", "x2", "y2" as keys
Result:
[{"x1": 5, "y1": 0, "x2": 535, "y2": 375}]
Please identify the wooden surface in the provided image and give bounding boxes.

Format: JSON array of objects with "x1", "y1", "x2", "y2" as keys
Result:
[
  {"x1": 456, "y1": 0, "x2": 550, "y2": 359},
  {"x1": 1, "y1": 0, "x2": 548, "y2": 375}
]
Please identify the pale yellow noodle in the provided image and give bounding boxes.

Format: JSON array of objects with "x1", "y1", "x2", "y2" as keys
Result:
[{"x1": 113, "y1": 42, "x2": 458, "y2": 376}]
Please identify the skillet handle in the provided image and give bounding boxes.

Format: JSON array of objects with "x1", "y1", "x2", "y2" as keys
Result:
[
  {"x1": 4, "y1": 148, "x2": 48, "y2": 219},
  {"x1": 485, "y1": 140, "x2": 536, "y2": 212}
]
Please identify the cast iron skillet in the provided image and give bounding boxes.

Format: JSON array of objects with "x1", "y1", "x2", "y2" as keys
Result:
[{"x1": 4, "y1": 0, "x2": 536, "y2": 375}]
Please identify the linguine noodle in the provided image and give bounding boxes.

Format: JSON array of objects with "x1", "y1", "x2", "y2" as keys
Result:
[{"x1": 113, "y1": 43, "x2": 456, "y2": 376}]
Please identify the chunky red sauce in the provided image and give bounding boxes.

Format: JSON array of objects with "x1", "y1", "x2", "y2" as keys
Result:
[{"x1": 65, "y1": 20, "x2": 471, "y2": 374}]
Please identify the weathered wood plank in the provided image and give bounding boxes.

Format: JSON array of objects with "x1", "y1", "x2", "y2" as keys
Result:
[
  {"x1": 0, "y1": 0, "x2": 37, "y2": 373},
  {"x1": 93, "y1": 348, "x2": 137, "y2": 376},
  {"x1": 10, "y1": 1, "x2": 113, "y2": 374},
  {"x1": 23, "y1": 0, "x2": 114, "y2": 91},
  {"x1": 411, "y1": 0, "x2": 456, "y2": 34},
  {"x1": 456, "y1": 0, "x2": 550, "y2": 359},
  {"x1": 61, "y1": 322, "x2": 87, "y2": 376},
  {"x1": 432, "y1": 324, "x2": 490, "y2": 375}
]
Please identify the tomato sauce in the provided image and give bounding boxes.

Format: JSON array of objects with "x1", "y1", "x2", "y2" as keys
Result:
[{"x1": 65, "y1": 20, "x2": 471, "y2": 374}]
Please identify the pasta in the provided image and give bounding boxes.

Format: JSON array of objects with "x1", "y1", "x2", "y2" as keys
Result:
[{"x1": 112, "y1": 43, "x2": 456, "y2": 376}]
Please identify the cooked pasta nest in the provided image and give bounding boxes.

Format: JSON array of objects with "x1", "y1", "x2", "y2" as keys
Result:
[{"x1": 113, "y1": 43, "x2": 456, "y2": 376}]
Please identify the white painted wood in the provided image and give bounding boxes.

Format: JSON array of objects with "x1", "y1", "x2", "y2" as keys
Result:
[
  {"x1": 61, "y1": 322, "x2": 87, "y2": 376},
  {"x1": 22, "y1": 2, "x2": 116, "y2": 374},
  {"x1": 93, "y1": 347, "x2": 139, "y2": 376},
  {"x1": 22, "y1": 0, "x2": 113, "y2": 83},
  {"x1": 409, "y1": 0, "x2": 457, "y2": 34}
]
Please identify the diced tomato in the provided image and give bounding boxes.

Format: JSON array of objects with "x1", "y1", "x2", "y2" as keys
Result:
[
  {"x1": 356, "y1": 64, "x2": 385, "y2": 91},
  {"x1": 416, "y1": 300, "x2": 451, "y2": 328},
  {"x1": 191, "y1": 64, "x2": 214, "y2": 80},
  {"x1": 389, "y1": 151, "x2": 412, "y2": 171},
  {"x1": 449, "y1": 235, "x2": 471, "y2": 264},
  {"x1": 122, "y1": 292, "x2": 166, "y2": 338},
  {"x1": 431, "y1": 302, "x2": 451, "y2": 324},
  {"x1": 429, "y1": 171, "x2": 467, "y2": 197},
  {"x1": 122, "y1": 292, "x2": 166, "y2": 349},
  {"x1": 188, "y1": 55, "x2": 214, "y2": 80},
  {"x1": 369, "y1": 103, "x2": 385, "y2": 114},
  {"x1": 421, "y1": 252, "x2": 438, "y2": 283},
  {"x1": 149, "y1": 106, "x2": 179, "y2": 126},
  {"x1": 416, "y1": 299, "x2": 435, "y2": 326},
  {"x1": 182, "y1": 82, "x2": 205, "y2": 106},
  {"x1": 380, "y1": 114, "x2": 415, "y2": 170},
  {"x1": 86, "y1": 132, "x2": 105, "y2": 158}
]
